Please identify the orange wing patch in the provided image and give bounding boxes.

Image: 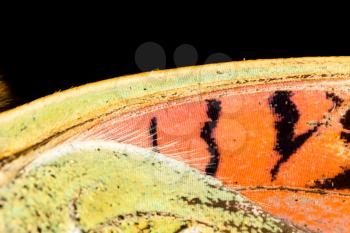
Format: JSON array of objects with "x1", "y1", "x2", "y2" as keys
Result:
[
  {"x1": 241, "y1": 189, "x2": 350, "y2": 233},
  {"x1": 76, "y1": 79, "x2": 350, "y2": 232}
]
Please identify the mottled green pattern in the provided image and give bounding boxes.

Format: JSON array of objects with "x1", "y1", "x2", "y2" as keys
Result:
[{"x1": 0, "y1": 142, "x2": 305, "y2": 232}]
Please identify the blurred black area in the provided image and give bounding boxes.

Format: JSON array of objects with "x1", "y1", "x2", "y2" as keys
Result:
[{"x1": 0, "y1": 19, "x2": 349, "y2": 111}]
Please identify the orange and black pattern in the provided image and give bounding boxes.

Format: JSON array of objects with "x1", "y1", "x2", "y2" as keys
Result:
[{"x1": 74, "y1": 77, "x2": 350, "y2": 232}]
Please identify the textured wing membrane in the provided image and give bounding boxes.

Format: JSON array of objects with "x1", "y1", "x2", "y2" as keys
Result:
[
  {"x1": 1, "y1": 57, "x2": 350, "y2": 232},
  {"x1": 0, "y1": 141, "x2": 305, "y2": 232}
]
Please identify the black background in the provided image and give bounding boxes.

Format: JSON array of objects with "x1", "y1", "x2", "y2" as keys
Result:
[{"x1": 1, "y1": 16, "x2": 349, "y2": 110}]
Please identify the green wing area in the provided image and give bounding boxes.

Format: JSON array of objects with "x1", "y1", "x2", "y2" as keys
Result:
[{"x1": 0, "y1": 141, "x2": 304, "y2": 232}]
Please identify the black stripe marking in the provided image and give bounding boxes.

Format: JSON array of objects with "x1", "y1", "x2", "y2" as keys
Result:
[
  {"x1": 312, "y1": 98, "x2": 350, "y2": 190},
  {"x1": 340, "y1": 109, "x2": 350, "y2": 144},
  {"x1": 269, "y1": 91, "x2": 319, "y2": 181},
  {"x1": 149, "y1": 117, "x2": 159, "y2": 153},
  {"x1": 313, "y1": 169, "x2": 350, "y2": 189},
  {"x1": 201, "y1": 99, "x2": 222, "y2": 176},
  {"x1": 341, "y1": 108, "x2": 350, "y2": 130},
  {"x1": 326, "y1": 92, "x2": 344, "y2": 111}
]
